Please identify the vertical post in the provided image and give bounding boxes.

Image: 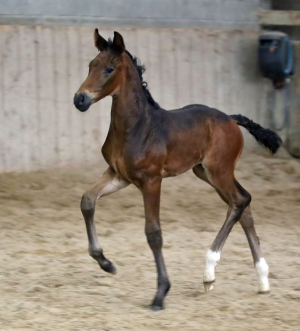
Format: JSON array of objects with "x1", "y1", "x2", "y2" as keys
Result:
[{"x1": 286, "y1": 41, "x2": 300, "y2": 158}]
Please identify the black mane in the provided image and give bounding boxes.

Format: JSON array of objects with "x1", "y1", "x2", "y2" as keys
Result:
[
  {"x1": 107, "y1": 38, "x2": 160, "y2": 109},
  {"x1": 125, "y1": 50, "x2": 160, "y2": 109}
]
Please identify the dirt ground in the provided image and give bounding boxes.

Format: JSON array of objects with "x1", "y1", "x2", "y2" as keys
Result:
[{"x1": 0, "y1": 150, "x2": 300, "y2": 331}]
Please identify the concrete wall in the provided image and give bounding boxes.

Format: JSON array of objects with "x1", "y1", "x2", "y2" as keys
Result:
[
  {"x1": 0, "y1": 0, "x2": 262, "y2": 30},
  {"x1": 0, "y1": 26, "x2": 269, "y2": 172},
  {"x1": 260, "y1": 0, "x2": 271, "y2": 9}
]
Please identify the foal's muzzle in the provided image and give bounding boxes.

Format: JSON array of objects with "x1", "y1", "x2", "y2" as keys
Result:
[{"x1": 73, "y1": 93, "x2": 93, "y2": 112}]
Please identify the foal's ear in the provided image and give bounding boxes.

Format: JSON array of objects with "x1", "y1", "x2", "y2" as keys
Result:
[
  {"x1": 94, "y1": 28, "x2": 108, "y2": 51},
  {"x1": 112, "y1": 31, "x2": 125, "y2": 53}
]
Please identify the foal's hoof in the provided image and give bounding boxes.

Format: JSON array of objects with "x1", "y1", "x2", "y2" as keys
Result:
[
  {"x1": 99, "y1": 260, "x2": 117, "y2": 275},
  {"x1": 258, "y1": 290, "x2": 270, "y2": 295},
  {"x1": 203, "y1": 280, "x2": 215, "y2": 292},
  {"x1": 150, "y1": 297, "x2": 164, "y2": 312},
  {"x1": 257, "y1": 281, "x2": 270, "y2": 294},
  {"x1": 151, "y1": 305, "x2": 163, "y2": 312}
]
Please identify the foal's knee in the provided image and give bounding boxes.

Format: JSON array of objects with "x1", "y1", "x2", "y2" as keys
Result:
[
  {"x1": 146, "y1": 229, "x2": 163, "y2": 251},
  {"x1": 239, "y1": 191, "x2": 251, "y2": 210},
  {"x1": 233, "y1": 191, "x2": 251, "y2": 220},
  {"x1": 234, "y1": 180, "x2": 251, "y2": 209},
  {"x1": 81, "y1": 192, "x2": 96, "y2": 218}
]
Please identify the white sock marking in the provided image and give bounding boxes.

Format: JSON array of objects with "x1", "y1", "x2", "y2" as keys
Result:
[
  {"x1": 256, "y1": 258, "x2": 270, "y2": 292},
  {"x1": 203, "y1": 249, "x2": 220, "y2": 282}
]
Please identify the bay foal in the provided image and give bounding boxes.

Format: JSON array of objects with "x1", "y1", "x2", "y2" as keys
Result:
[{"x1": 73, "y1": 30, "x2": 282, "y2": 311}]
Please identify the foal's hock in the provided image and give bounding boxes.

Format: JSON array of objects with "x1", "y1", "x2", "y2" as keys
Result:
[{"x1": 73, "y1": 30, "x2": 282, "y2": 311}]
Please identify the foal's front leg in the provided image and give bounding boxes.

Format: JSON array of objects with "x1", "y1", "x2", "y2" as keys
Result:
[
  {"x1": 81, "y1": 167, "x2": 129, "y2": 274},
  {"x1": 141, "y1": 178, "x2": 171, "y2": 311}
]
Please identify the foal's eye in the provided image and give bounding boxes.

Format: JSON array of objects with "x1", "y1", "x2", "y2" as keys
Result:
[{"x1": 105, "y1": 67, "x2": 114, "y2": 75}]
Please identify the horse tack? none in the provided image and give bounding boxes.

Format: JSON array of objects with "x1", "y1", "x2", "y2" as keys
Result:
[{"x1": 73, "y1": 30, "x2": 282, "y2": 311}]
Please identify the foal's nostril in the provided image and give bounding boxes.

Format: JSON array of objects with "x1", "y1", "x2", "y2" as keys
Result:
[{"x1": 78, "y1": 94, "x2": 85, "y2": 106}]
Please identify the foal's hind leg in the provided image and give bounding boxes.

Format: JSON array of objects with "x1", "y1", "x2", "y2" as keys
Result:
[
  {"x1": 239, "y1": 208, "x2": 270, "y2": 293},
  {"x1": 193, "y1": 165, "x2": 269, "y2": 293},
  {"x1": 193, "y1": 165, "x2": 251, "y2": 291},
  {"x1": 81, "y1": 167, "x2": 129, "y2": 274}
]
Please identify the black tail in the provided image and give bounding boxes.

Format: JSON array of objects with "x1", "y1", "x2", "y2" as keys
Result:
[{"x1": 230, "y1": 114, "x2": 282, "y2": 155}]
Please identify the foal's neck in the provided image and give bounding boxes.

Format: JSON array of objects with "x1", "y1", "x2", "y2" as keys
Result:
[{"x1": 110, "y1": 55, "x2": 148, "y2": 134}]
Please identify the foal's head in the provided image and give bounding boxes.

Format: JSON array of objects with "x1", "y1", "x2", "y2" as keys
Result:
[{"x1": 74, "y1": 30, "x2": 127, "y2": 112}]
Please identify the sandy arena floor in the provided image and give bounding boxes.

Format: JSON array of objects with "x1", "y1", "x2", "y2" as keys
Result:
[{"x1": 0, "y1": 150, "x2": 300, "y2": 331}]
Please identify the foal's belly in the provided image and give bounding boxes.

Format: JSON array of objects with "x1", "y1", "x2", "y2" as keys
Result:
[
  {"x1": 161, "y1": 120, "x2": 209, "y2": 177},
  {"x1": 162, "y1": 149, "x2": 203, "y2": 177}
]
